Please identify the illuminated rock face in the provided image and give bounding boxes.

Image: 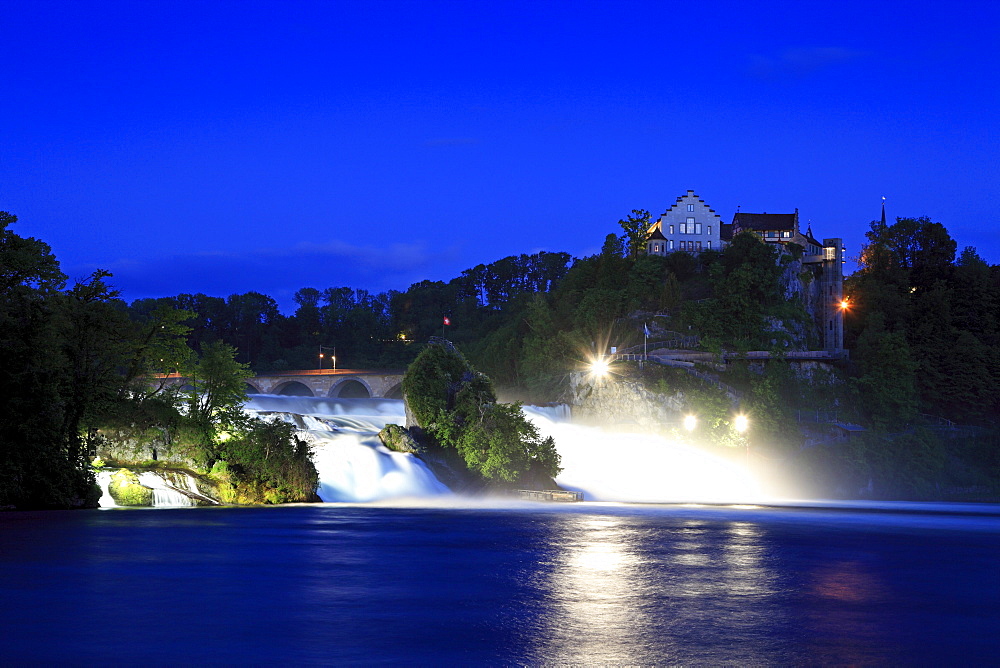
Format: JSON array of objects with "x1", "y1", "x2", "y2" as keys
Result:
[{"x1": 562, "y1": 372, "x2": 687, "y2": 432}]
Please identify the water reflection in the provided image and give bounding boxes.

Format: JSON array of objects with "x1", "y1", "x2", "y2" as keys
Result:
[
  {"x1": 530, "y1": 515, "x2": 650, "y2": 664},
  {"x1": 529, "y1": 512, "x2": 784, "y2": 664}
]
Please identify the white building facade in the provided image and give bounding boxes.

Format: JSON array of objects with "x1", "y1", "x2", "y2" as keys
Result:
[{"x1": 645, "y1": 189, "x2": 723, "y2": 256}]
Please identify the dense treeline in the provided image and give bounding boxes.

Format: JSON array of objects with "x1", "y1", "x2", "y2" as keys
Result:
[
  {"x1": 4, "y1": 204, "x2": 999, "y2": 507},
  {"x1": 847, "y1": 216, "x2": 1000, "y2": 426},
  {"x1": 127, "y1": 250, "x2": 573, "y2": 372}
]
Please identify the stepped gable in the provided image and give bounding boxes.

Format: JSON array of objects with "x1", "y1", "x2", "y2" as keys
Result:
[
  {"x1": 646, "y1": 189, "x2": 723, "y2": 256},
  {"x1": 659, "y1": 188, "x2": 720, "y2": 217}
]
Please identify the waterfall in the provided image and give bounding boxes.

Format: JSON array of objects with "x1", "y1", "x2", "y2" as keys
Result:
[
  {"x1": 242, "y1": 396, "x2": 764, "y2": 505},
  {"x1": 96, "y1": 470, "x2": 118, "y2": 508},
  {"x1": 245, "y1": 395, "x2": 449, "y2": 503},
  {"x1": 137, "y1": 472, "x2": 196, "y2": 507},
  {"x1": 523, "y1": 406, "x2": 764, "y2": 504}
]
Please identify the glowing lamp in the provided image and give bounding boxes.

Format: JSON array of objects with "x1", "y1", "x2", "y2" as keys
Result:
[
  {"x1": 590, "y1": 358, "x2": 609, "y2": 377},
  {"x1": 683, "y1": 414, "x2": 698, "y2": 431},
  {"x1": 734, "y1": 415, "x2": 749, "y2": 433}
]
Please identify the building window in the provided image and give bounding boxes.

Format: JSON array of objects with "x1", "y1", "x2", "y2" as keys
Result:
[
  {"x1": 668, "y1": 239, "x2": 674, "y2": 250},
  {"x1": 695, "y1": 223, "x2": 702, "y2": 234},
  {"x1": 696, "y1": 241, "x2": 702, "y2": 251},
  {"x1": 687, "y1": 204, "x2": 694, "y2": 212},
  {"x1": 782, "y1": 231, "x2": 791, "y2": 238},
  {"x1": 707, "y1": 241, "x2": 712, "y2": 250},
  {"x1": 824, "y1": 247, "x2": 836, "y2": 260},
  {"x1": 707, "y1": 225, "x2": 712, "y2": 235},
  {"x1": 669, "y1": 224, "x2": 674, "y2": 235}
]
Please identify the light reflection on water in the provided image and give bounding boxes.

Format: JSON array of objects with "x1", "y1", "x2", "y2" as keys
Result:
[{"x1": 527, "y1": 513, "x2": 796, "y2": 664}]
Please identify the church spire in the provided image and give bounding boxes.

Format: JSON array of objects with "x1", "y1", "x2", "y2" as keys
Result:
[{"x1": 880, "y1": 196, "x2": 886, "y2": 227}]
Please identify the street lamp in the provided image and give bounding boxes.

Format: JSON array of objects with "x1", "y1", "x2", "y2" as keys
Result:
[
  {"x1": 319, "y1": 345, "x2": 337, "y2": 370},
  {"x1": 683, "y1": 414, "x2": 698, "y2": 431}
]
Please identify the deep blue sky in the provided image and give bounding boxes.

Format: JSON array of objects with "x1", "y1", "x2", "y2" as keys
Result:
[{"x1": 3, "y1": 0, "x2": 998, "y2": 311}]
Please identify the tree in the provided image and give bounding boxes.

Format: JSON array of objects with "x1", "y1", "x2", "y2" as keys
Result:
[
  {"x1": 618, "y1": 209, "x2": 652, "y2": 260},
  {"x1": 402, "y1": 341, "x2": 560, "y2": 484},
  {"x1": 0, "y1": 211, "x2": 98, "y2": 508},
  {"x1": 182, "y1": 341, "x2": 253, "y2": 462},
  {"x1": 852, "y1": 314, "x2": 918, "y2": 429}
]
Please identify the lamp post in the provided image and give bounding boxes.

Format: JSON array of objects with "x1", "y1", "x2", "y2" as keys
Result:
[{"x1": 319, "y1": 345, "x2": 336, "y2": 370}]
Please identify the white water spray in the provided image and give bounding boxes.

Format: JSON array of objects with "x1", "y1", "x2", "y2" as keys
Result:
[
  {"x1": 244, "y1": 395, "x2": 449, "y2": 502},
  {"x1": 243, "y1": 396, "x2": 764, "y2": 505},
  {"x1": 523, "y1": 406, "x2": 764, "y2": 504}
]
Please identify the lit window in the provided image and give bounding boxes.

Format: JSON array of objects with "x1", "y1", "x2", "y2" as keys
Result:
[
  {"x1": 668, "y1": 239, "x2": 674, "y2": 250},
  {"x1": 824, "y1": 247, "x2": 836, "y2": 260},
  {"x1": 669, "y1": 224, "x2": 674, "y2": 235},
  {"x1": 694, "y1": 223, "x2": 702, "y2": 235},
  {"x1": 687, "y1": 204, "x2": 694, "y2": 212},
  {"x1": 783, "y1": 231, "x2": 791, "y2": 238},
  {"x1": 707, "y1": 241, "x2": 712, "y2": 250},
  {"x1": 707, "y1": 225, "x2": 712, "y2": 235}
]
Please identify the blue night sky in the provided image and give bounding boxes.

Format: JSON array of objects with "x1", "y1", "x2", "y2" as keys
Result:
[{"x1": 3, "y1": 0, "x2": 998, "y2": 311}]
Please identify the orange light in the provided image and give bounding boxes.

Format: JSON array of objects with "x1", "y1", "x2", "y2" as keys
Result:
[{"x1": 839, "y1": 299, "x2": 850, "y2": 310}]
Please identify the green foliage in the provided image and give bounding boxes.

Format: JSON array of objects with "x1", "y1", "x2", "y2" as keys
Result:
[
  {"x1": 454, "y1": 403, "x2": 560, "y2": 482},
  {"x1": 212, "y1": 416, "x2": 318, "y2": 503},
  {"x1": 691, "y1": 232, "x2": 786, "y2": 347},
  {"x1": 0, "y1": 211, "x2": 100, "y2": 509},
  {"x1": 618, "y1": 209, "x2": 652, "y2": 260},
  {"x1": 181, "y1": 340, "x2": 253, "y2": 460},
  {"x1": 402, "y1": 343, "x2": 483, "y2": 427},
  {"x1": 403, "y1": 341, "x2": 561, "y2": 484}
]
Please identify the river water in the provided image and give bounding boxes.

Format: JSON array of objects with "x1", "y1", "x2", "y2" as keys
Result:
[
  {"x1": 1, "y1": 502, "x2": 998, "y2": 664},
  {"x1": 3, "y1": 397, "x2": 998, "y2": 663}
]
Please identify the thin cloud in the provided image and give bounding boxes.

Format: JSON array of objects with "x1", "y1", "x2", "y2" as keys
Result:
[
  {"x1": 747, "y1": 47, "x2": 866, "y2": 79},
  {"x1": 64, "y1": 239, "x2": 464, "y2": 308},
  {"x1": 422, "y1": 137, "x2": 480, "y2": 147}
]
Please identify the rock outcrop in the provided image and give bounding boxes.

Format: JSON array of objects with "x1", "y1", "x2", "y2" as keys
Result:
[{"x1": 108, "y1": 468, "x2": 153, "y2": 506}]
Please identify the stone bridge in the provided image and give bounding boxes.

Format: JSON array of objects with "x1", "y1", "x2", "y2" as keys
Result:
[{"x1": 158, "y1": 369, "x2": 406, "y2": 399}]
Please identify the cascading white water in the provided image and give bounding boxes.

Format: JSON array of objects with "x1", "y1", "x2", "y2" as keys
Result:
[
  {"x1": 137, "y1": 472, "x2": 196, "y2": 507},
  {"x1": 96, "y1": 470, "x2": 118, "y2": 508},
  {"x1": 523, "y1": 406, "x2": 764, "y2": 504},
  {"x1": 244, "y1": 395, "x2": 449, "y2": 502},
  {"x1": 242, "y1": 396, "x2": 763, "y2": 505}
]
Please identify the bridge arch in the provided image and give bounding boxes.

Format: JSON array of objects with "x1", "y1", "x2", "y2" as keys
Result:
[
  {"x1": 330, "y1": 378, "x2": 372, "y2": 398},
  {"x1": 384, "y1": 382, "x2": 404, "y2": 400},
  {"x1": 275, "y1": 381, "x2": 314, "y2": 397},
  {"x1": 245, "y1": 381, "x2": 262, "y2": 395}
]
